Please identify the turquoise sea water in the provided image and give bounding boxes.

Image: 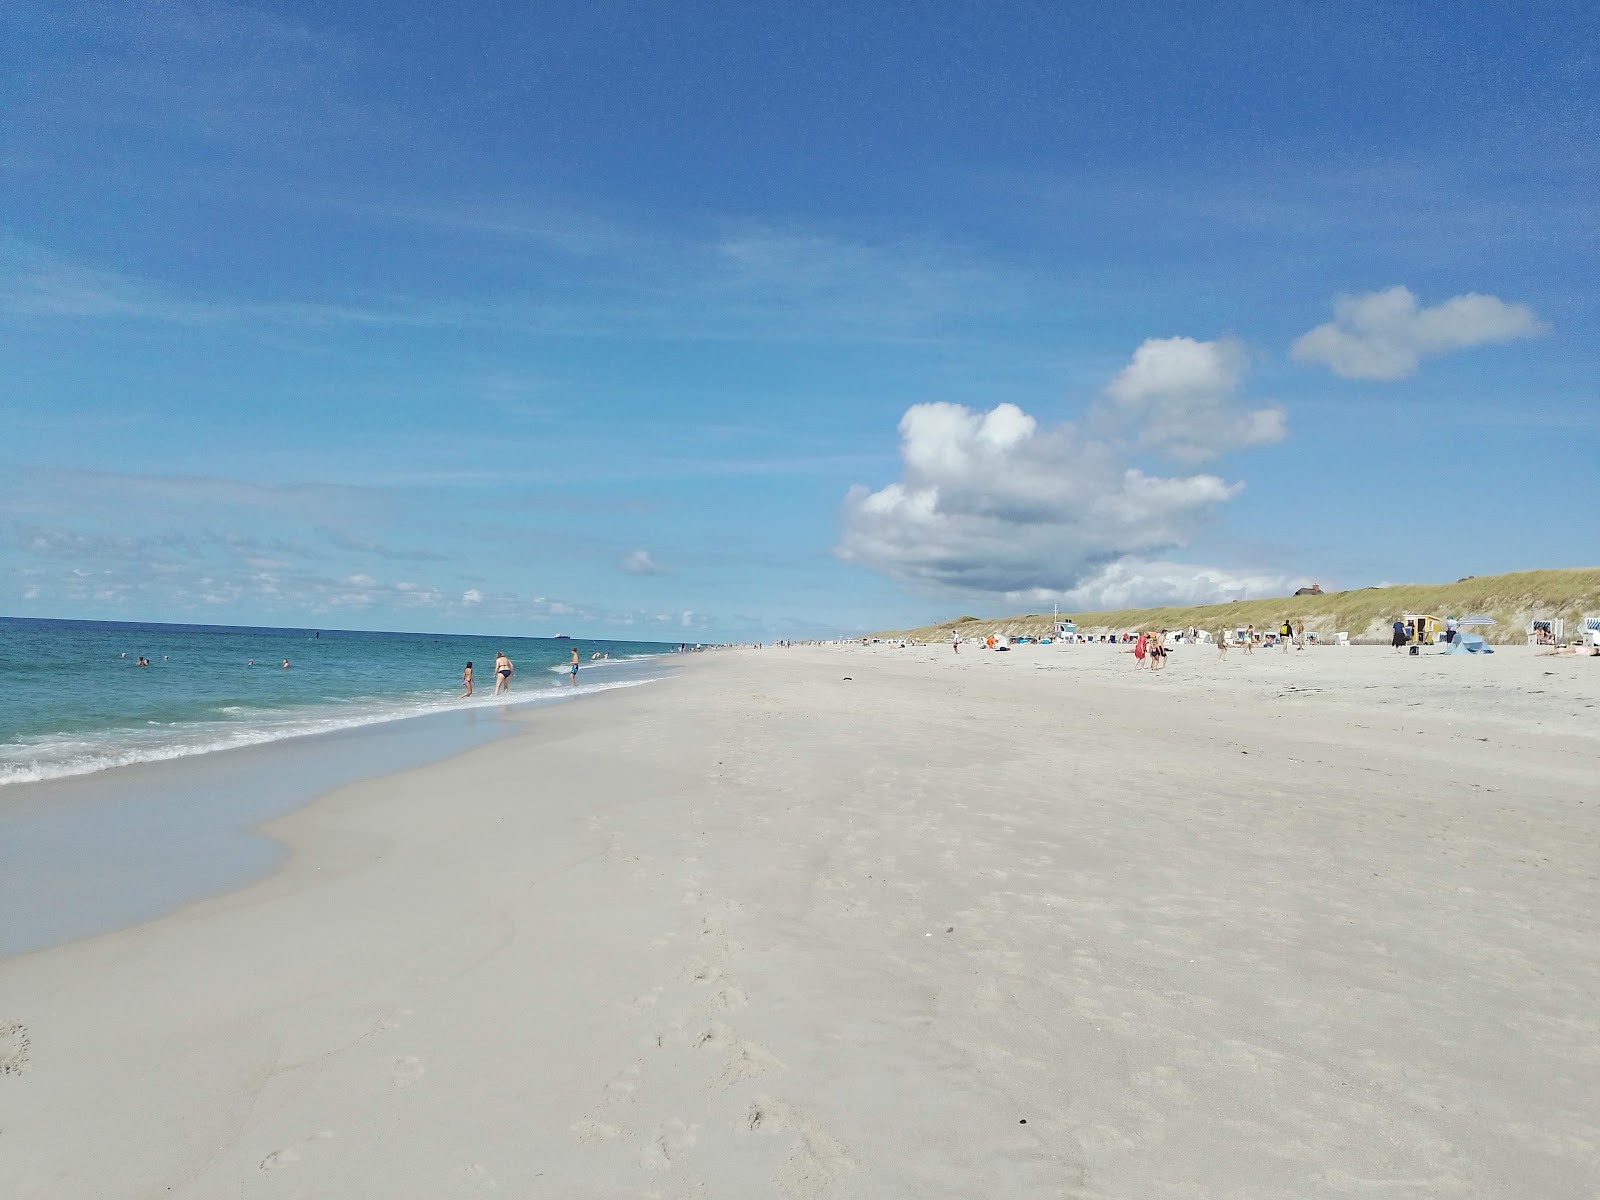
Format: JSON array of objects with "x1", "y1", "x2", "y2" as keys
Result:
[{"x1": 0, "y1": 617, "x2": 682, "y2": 786}]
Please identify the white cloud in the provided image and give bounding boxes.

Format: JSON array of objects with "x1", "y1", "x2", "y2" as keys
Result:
[
  {"x1": 838, "y1": 401, "x2": 1246, "y2": 597},
  {"x1": 1035, "y1": 559, "x2": 1307, "y2": 611},
  {"x1": 1105, "y1": 337, "x2": 1285, "y2": 461},
  {"x1": 620, "y1": 548, "x2": 668, "y2": 575},
  {"x1": 461, "y1": 588, "x2": 483, "y2": 605},
  {"x1": 838, "y1": 329, "x2": 1308, "y2": 605},
  {"x1": 1290, "y1": 286, "x2": 1547, "y2": 380}
]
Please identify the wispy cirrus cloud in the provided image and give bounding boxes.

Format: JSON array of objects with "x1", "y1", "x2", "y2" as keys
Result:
[{"x1": 0, "y1": 239, "x2": 467, "y2": 329}]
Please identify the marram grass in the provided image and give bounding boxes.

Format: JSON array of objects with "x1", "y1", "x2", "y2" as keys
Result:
[{"x1": 874, "y1": 568, "x2": 1600, "y2": 645}]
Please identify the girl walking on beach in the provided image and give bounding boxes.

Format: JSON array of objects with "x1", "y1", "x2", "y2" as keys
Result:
[
  {"x1": 461, "y1": 661, "x2": 473, "y2": 698},
  {"x1": 1133, "y1": 631, "x2": 1148, "y2": 668},
  {"x1": 1244, "y1": 624, "x2": 1256, "y2": 654}
]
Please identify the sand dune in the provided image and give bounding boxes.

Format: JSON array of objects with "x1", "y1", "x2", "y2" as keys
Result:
[{"x1": 2, "y1": 643, "x2": 1597, "y2": 1197}]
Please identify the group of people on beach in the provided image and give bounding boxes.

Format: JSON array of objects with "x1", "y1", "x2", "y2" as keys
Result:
[
  {"x1": 461, "y1": 647, "x2": 583, "y2": 698},
  {"x1": 1131, "y1": 631, "x2": 1168, "y2": 670}
]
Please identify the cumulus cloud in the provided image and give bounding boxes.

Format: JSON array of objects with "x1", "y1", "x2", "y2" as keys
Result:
[
  {"x1": 1105, "y1": 337, "x2": 1285, "y2": 461},
  {"x1": 1026, "y1": 559, "x2": 1307, "y2": 610},
  {"x1": 1290, "y1": 286, "x2": 1546, "y2": 380},
  {"x1": 837, "y1": 401, "x2": 1246, "y2": 597},
  {"x1": 620, "y1": 549, "x2": 668, "y2": 575},
  {"x1": 836, "y1": 327, "x2": 1309, "y2": 604},
  {"x1": 461, "y1": 588, "x2": 483, "y2": 605}
]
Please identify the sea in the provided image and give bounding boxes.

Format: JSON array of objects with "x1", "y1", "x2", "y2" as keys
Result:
[{"x1": 0, "y1": 617, "x2": 683, "y2": 787}]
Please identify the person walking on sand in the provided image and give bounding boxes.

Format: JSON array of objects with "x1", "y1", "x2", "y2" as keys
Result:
[
  {"x1": 1133, "y1": 631, "x2": 1148, "y2": 669},
  {"x1": 1295, "y1": 619, "x2": 1306, "y2": 649},
  {"x1": 569, "y1": 647, "x2": 580, "y2": 686},
  {"x1": 1217, "y1": 629, "x2": 1229, "y2": 659},
  {"x1": 1280, "y1": 619, "x2": 1292, "y2": 652},
  {"x1": 494, "y1": 651, "x2": 513, "y2": 694},
  {"x1": 1391, "y1": 618, "x2": 1408, "y2": 653},
  {"x1": 1244, "y1": 624, "x2": 1255, "y2": 654},
  {"x1": 461, "y1": 661, "x2": 474, "y2": 698},
  {"x1": 951, "y1": 631, "x2": 960, "y2": 654}
]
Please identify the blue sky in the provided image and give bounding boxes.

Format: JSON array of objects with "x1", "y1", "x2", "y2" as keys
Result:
[{"x1": 3, "y1": 2, "x2": 1595, "y2": 640}]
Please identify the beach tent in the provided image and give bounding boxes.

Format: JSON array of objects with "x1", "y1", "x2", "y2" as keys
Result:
[{"x1": 1443, "y1": 633, "x2": 1493, "y2": 655}]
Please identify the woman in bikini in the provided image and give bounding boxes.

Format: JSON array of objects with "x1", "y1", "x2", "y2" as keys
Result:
[{"x1": 494, "y1": 651, "x2": 513, "y2": 695}]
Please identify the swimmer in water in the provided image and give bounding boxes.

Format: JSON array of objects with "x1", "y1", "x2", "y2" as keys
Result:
[
  {"x1": 281, "y1": 659, "x2": 291, "y2": 669},
  {"x1": 569, "y1": 647, "x2": 580, "y2": 686},
  {"x1": 494, "y1": 651, "x2": 513, "y2": 695},
  {"x1": 462, "y1": 660, "x2": 474, "y2": 698}
]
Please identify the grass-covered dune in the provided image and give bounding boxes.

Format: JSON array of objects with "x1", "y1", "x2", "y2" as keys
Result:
[{"x1": 874, "y1": 568, "x2": 1600, "y2": 645}]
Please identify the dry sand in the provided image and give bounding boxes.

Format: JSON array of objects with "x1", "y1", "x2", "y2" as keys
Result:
[{"x1": 2, "y1": 643, "x2": 1597, "y2": 1198}]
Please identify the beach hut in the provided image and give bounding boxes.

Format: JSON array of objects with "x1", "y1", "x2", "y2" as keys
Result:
[
  {"x1": 1402, "y1": 613, "x2": 1444, "y2": 645},
  {"x1": 1527, "y1": 618, "x2": 1564, "y2": 646}
]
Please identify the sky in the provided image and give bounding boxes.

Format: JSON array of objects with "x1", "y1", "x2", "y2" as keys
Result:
[{"x1": 2, "y1": 1, "x2": 1596, "y2": 641}]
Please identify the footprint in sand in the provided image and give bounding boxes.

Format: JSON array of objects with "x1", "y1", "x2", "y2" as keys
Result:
[
  {"x1": 640, "y1": 1118, "x2": 699, "y2": 1170},
  {"x1": 0, "y1": 1020, "x2": 30, "y2": 1075},
  {"x1": 737, "y1": 1098, "x2": 855, "y2": 1193},
  {"x1": 571, "y1": 1119, "x2": 622, "y2": 1143},
  {"x1": 392, "y1": 1055, "x2": 425, "y2": 1087},
  {"x1": 708, "y1": 982, "x2": 747, "y2": 1011},
  {"x1": 260, "y1": 1147, "x2": 301, "y2": 1170},
  {"x1": 682, "y1": 957, "x2": 723, "y2": 986},
  {"x1": 713, "y1": 1039, "x2": 785, "y2": 1090},
  {"x1": 260, "y1": 1130, "x2": 335, "y2": 1170},
  {"x1": 601, "y1": 1063, "x2": 642, "y2": 1105}
]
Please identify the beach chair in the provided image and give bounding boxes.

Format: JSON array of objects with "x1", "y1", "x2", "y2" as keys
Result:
[
  {"x1": 1335, "y1": 632, "x2": 1349, "y2": 646},
  {"x1": 1585, "y1": 615, "x2": 1600, "y2": 650},
  {"x1": 1527, "y1": 618, "x2": 1564, "y2": 646}
]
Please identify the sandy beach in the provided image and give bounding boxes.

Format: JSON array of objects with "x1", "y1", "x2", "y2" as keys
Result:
[{"x1": 3, "y1": 643, "x2": 1597, "y2": 1198}]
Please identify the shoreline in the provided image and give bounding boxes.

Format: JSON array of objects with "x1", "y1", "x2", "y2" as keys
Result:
[
  {"x1": 0, "y1": 664, "x2": 673, "y2": 959},
  {"x1": 2, "y1": 646, "x2": 1596, "y2": 1197}
]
